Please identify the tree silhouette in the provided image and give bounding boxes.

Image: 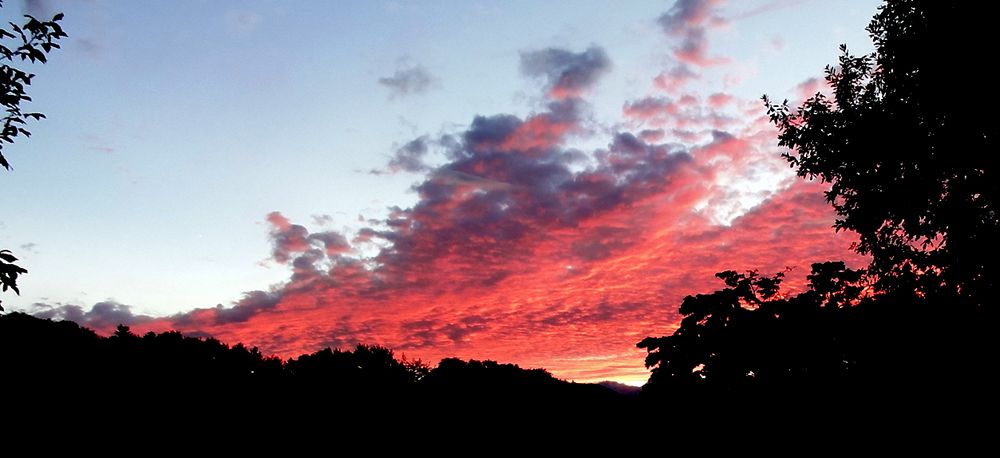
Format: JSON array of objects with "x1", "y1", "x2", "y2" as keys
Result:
[
  {"x1": 763, "y1": 1, "x2": 995, "y2": 305},
  {"x1": 638, "y1": 263, "x2": 867, "y2": 396},
  {"x1": 1, "y1": 312, "x2": 627, "y2": 412},
  {"x1": 0, "y1": 1, "x2": 66, "y2": 310},
  {"x1": 0, "y1": 249, "x2": 26, "y2": 310},
  {"x1": 641, "y1": 1, "x2": 995, "y2": 398}
]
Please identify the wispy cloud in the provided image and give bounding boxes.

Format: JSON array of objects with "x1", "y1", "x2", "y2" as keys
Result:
[{"x1": 378, "y1": 64, "x2": 438, "y2": 98}]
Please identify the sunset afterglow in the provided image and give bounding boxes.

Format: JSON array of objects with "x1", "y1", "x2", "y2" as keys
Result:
[{"x1": 6, "y1": 0, "x2": 879, "y2": 383}]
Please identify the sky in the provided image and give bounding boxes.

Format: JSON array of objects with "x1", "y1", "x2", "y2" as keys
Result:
[{"x1": 2, "y1": 0, "x2": 879, "y2": 384}]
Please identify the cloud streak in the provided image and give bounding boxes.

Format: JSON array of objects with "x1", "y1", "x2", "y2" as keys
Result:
[
  {"x1": 378, "y1": 65, "x2": 437, "y2": 98},
  {"x1": 31, "y1": 301, "x2": 152, "y2": 329}
]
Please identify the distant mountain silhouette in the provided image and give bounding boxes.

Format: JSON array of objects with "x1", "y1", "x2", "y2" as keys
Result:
[{"x1": 596, "y1": 381, "x2": 641, "y2": 396}]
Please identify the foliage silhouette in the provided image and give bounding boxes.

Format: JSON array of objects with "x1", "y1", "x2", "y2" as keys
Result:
[
  {"x1": 638, "y1": 263, "x2": 866, "y2": 395},
  {"x1": 639, "y1": 264, "x2": 993, "y2": 404},
  {"x1": 763, "y1": 0, "x2": 996, "y2": 305},
  {"x1": 1, "y1": 312, "x2": 624, "y2": 410},
  {"x1": 285, "y1": 343, "x2": 422, "y2": 390},
  {"x1": 0, "y1": 1, "x2": 66, "y2": 310},
  {"x1": 641, "y1": 0, "x2": 995, "y2": 400},
  {"x1": 0, "y1": 249, "x2": 26, "y2": 310}
]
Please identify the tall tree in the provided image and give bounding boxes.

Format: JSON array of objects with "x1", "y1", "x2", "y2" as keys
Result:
[
  {"x1": 640, "y1": 1, "x2": 996, "y2": 395},
  {"x1": 764, "y1": 1, "x2": 996, "y2": 304},
  {"x1": 0, "y1": 0, "x2": 66, "y2": 310}
]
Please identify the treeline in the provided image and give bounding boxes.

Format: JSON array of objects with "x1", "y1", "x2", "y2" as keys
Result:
[
  {"x1": 0, "y1": 312, "x2": 622, "y2": 408},
  {"x1": 638, "y1": 262, "x2": 993, "y2": 403}
]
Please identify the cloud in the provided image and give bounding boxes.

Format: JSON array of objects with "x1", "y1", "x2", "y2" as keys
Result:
[
  {"x1": 267, "y1": 212, "x2": 311, "y2": 263},
  {"x1": 19, "y1": 242, "x2": 37, "y2": 253},
  {"x1": 309, "y1": 232, "x2": 352, "y2": 256},
  {"x1": 707, "y1": 92, "x2": 734, "y2": 108},
  {"x1": 212, "y1": 291, "x2": 281, "y2": 324},
  {"x1": 730, "y1": 0, "x2": 811, "y2": 21},
  {"x1": 623, "y1": 96, "x2": 677, "y2": 120},
  {"x1": 399, "y1": 314, "x2": 490, "y2": 349},
  {"x1": 770, "y1": 35, "x2": 786, "y2": 52},
  {"x1": 31, "y1": 301, "x2": 152, "y2": 329},
  {"x1": 119, "y1": 72, "x2": 860, "y2": 382},
  {"x1": 657, "y1": 0, "x2": 729, "y2": 67},
  {"x1": 793, "y1": 76, "x2": 832, "y2": 105},
  {"x1": 266, "y1": 211, "x2": 353, "y2": 263},
  {"x1": 22, "y1": 0, "x2": 49, "y2": 16},
  {"x1": 82, "y1": 134, "x2": 116, "y2": 154},
  {"x1": 653, "y1": 65, "x2": 698, "y2": 93},
  {"x1": 623, "y1": 94, "x2": 733, "y2": 132},
  {"x1": 639, "y1": 129, "x2": 665, "y2": 142},
  {"x1": 519, "y1": 46, "x2": 611, "y2": 100},
  {"x1": 658, "y1": 0, "x2": 722, "y2": 30},
  {"x1": 312, "y1": 214, "x2": 334, "y2": 226},
  {"x1": 226, "y1": 10, "x2": 264, "y2": 34},
  {"x1": 378, "y1": 65, "x2": 437, "y2": 98},
  {"x1": 48, "y1": 10, "x2": 866, "y2": 384},
  {"x1": 171, "y1": 290, "x2": 283, "y2": 326},
  {"x1": 386, "y1": 136, "x2": 431, "y2": 173}
]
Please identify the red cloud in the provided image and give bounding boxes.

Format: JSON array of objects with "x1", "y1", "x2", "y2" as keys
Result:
[
  {"x1": 499, "y1": 111, "x2": 578, "y2": 153},
  {"x1": 47, "y1": 42, "x2": 866, "y2": 384},
  {"x1": 118, "y1": 95, "x2": 863, "y2": 384}
]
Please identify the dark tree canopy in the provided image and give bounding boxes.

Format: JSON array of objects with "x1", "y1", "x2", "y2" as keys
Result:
[
  {"x1": 640, "y1": 1, "x2": 996, "y2": 400},
  {"x1": 1, "y1": 312, "x2": 628, "y2": 413},
  {"x1": 764, "y1": 1, "x2": 996, "y2": 304},
  {"x1": 637, "y1": 263, "x2": 868, "y2": 394},
  {"x1": 637, "y1": 261, "x2": 992, "y2": 401}
]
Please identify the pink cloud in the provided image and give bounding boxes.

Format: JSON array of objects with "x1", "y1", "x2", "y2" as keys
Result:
[
  {"x1": 623, "y1": 96, "x2": 677, "y2": 121},
  {"x1": 653, "y1": 65, "x2": 697, "y2": 93},
  {"x1": 794, "y1": 76, "x2": 832, "y2": 105},
  {"x1": 707, "y1": 92, "x2": 734, "y2": 108},
  {"x1": 47, "y1": 41, "x2": 866, "y2": 384},
  {"x1": 123, "y1": 97, "x2": 860, "y2": 383},
  {"x1": 267, "y1": 212, "x2": 310, "y2": 263},
  {"x1": 658, "y1": 0, "x2": 729, "y2": 67}
]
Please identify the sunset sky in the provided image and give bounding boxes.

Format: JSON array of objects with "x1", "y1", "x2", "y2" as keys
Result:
[{"x1": 3, "y1": 0, "x2": 878, "y2": 384}]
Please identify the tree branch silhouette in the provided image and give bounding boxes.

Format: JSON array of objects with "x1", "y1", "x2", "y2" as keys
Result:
[{"x1": 0, "y1": 0, "x2": 66, "y2": 310}]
